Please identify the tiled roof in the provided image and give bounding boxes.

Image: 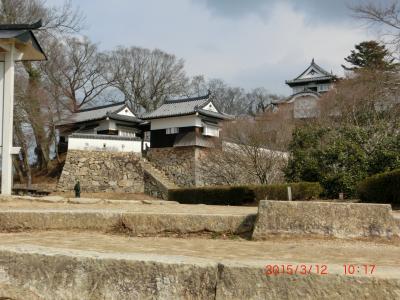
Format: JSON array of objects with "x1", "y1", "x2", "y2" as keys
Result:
[
  {"x1": 286, "y1": 75, "x2": 334, "y2": 84},
  {"x1": 198, "y1": 109, "x2": 232, "y2": 120},
  {"x1": 106, "y1": 113, "x2": 142, "y2": 123},
  {"x1": 286, "y1": 59, "x2": 335, "y2": 85},
  {"x1": 0, "y1": 20, "x2": 43, "y2": 30},
  {"x1": 141, "y1": 93, "x2": 231, "y2": 120},
  {"x1": 0, "y1": 20, "x2": 46, "y2": 61},
  {"x1": 56, "y1": 102, "x2": 135, "y2": 126}
]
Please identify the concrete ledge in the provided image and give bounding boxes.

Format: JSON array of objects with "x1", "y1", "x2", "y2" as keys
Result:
[
  {"x1": 120, "y1": 213, "x2": 256, "y2": 235},
  {"x1": 0, "y1": 210, "x2": 256, "y2": 235},
  {"x1": 216, "y1": 263, "x2": 400, "y2": 299},
  {"x1": 252, "y1": 200, "x2": 400, "y2": 240},
  {"x1": 0, "y1": 210, "x2": 121, "y2": 232},
  {"x1": 0, "y1": 246, "x2": 399, "y2": 299},
  {"x1": 0, "y1": 246, "x2": 217, "y2": 299}
]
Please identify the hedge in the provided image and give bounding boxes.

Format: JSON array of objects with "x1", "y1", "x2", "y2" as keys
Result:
[
  {"x1": 168, "y1": 182, "x2": 322, "y2": 206},
  {"x1": 251, "y1": 182, "x2": 323, "y2": 201},
  {"x1": 357, "y1": 169, "x2": 400, "y2": 205}
]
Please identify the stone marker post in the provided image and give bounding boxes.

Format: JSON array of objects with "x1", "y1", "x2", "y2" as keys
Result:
[{"x1": 287, "y1": 186, "x2": 292, "y2": 201}]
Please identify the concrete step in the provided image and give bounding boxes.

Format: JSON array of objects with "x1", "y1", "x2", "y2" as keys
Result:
[
  {"x1": 0, "y1": 232, "x2": 399, "y2": 299},
  {"x1": 0, "y1": 209, "x2": 256, "y2": 235}
]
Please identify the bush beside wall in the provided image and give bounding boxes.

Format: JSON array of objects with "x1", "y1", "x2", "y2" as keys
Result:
[
  {"x1": 357, "y1": 169, "x2": 400, "y2": 205},
  {"x1": 168, "y1": 182, "x2": 322, "y2": 205},
  {"x1": 168, "y1": 186, "x2": 255, "y2": 206},
  {"x1": 251, "y1": 182, "x2": 323, "y2": 201}
]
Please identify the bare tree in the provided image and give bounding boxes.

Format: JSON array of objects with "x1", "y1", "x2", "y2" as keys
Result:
[
  {"x1": 351, "y1": 1, "x2": 400, "y2": 49},
  {"x1": 319, "y1": 69, "x2": 400, "y2": 155},
  {"x1": 42, "y1": 37, "x2": 113, "y2": 112},
  {"x1": 105, "y1": 46, "x2": 188, "y2": 113},
  {"x1": 207, "y1": 79, "x2": 248, "y2": 115},
  {"x1": 0, "y1": 0, "x2": 84, "y2": 35},
  {"x1": 187, "y1": 76, "x2": 283, "y2": 116},
  {"x1": 246, "y1": 87, "x2": 283, "y2": 115},
  {"x1": 199, "y1": 119, "x2": 288, "y2": 185},
  {"x1": 0, "y1": 0, "x2": 84, "y2": 176}
]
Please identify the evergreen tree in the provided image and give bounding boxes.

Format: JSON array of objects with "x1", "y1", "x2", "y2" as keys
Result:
[{"x1": 342, "y1": 41, "x2": 397, "y2": 71}]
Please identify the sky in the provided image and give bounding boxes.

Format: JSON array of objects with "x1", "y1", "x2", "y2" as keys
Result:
[{"x1": 47, "y1": 0, "x2": 381, "y2": 95}]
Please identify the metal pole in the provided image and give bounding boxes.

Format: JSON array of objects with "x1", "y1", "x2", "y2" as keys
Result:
[{"x1": 1, "y1": 44, "x2": 15, "y2": 195}]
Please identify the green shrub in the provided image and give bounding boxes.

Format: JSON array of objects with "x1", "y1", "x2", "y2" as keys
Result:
[
  {"x1": 357, "y1": 169, "x2": 400, "y2": 205},
  {"x1": 168, "y1": 186, "x2": 255, "y2": 206},
  {"x1": 285, "y1": 125, "x2": 400, "y2": 199},
  {"x1": 168, "y1": 182, "x2": 322, "y2": 205},
  {"x1": 251, "y1": 182, "x2": 323, "y2": 201}
]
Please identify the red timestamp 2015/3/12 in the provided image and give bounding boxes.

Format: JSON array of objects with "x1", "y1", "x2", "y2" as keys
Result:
[{"x1": 264, "y1": 264, "x2": 329, "y2": 276}]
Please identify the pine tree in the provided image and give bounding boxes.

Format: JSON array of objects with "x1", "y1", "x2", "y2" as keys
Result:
[{"x1": 342, "y1": 41, "x2": 397, "y2": 71}]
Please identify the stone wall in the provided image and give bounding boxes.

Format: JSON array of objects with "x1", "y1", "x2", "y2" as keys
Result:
[
  {"x1": 253, "y1": 200, "x2": 400, "y2": 240},
  {"x1": 146, "y1": 146, "x2": 224, "y2": 188},
  {"x1": 57, "y1": 150, "x2": 144, "y2": 193},
  {"x1": 147, "y1": 147, "x2": 197, "y2": 187}
]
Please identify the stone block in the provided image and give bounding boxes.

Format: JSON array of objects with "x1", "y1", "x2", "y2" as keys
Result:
[
  {"x1": 121, "y1": 213, "x2": 256, "y2": 235},
  {"x1": 216, "y1": 263, "x2": 400, "y2": 300},
  {"x1": 252, "y1": 200, "x2": 400, "y2": 240},
  {"x1": 0, "y1": 247, "x2": 399, "y2": 299},
  {"x1": 0, "y1": 247, "x2": 218, "y2": 299}
]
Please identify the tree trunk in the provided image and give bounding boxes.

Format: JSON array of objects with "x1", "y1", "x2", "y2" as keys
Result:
[
  {"x1": 13, "y1": 120, "x2": 32, "y2": 187},
  {"x1": 12, "y1": 155, "x2": 24, "y2": 184},
  {"x1": 22, "y1": 62, "x2": 52, "y2": 171}
]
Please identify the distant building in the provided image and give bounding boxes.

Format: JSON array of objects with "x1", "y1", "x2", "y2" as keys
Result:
[
  {"x1": 141, "y1": 93, "x2": 231, "y2": 148},
  {"x1": 56, "y1": 93, "x2": 231, "y2": 153},
  {"x1": 56, "y1": 101, "x2": 147, "y2": 153},
  {"x1": 270, "y1": 59, "x2": 337, "y2": 119}
]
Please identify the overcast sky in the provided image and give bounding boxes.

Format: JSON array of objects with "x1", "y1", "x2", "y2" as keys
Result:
[{"x1": 48, "y1": 0, "x2": 381, "y2": 95}]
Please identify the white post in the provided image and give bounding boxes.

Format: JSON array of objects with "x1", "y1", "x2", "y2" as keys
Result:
[
  {"x1": 287, "y1": 186, "x2": 292, "y2": 201},
  {"x1": 1, "y1": 44, "x2": 15, "y2": 195}
]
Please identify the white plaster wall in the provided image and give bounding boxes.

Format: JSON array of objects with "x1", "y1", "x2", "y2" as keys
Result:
[
  {"x1": 68, "y1": 136, "x2": 142, "y2": 153},
  {"x1": 150, "y1": 115, "x2": 202, "y2": 130}
]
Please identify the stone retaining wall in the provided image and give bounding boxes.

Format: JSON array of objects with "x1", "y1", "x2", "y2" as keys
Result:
[
  {"x1": 147, "y1": 147, "x2": 197, "y2": 187},
  {"x1": 252, "y1": 200, "x2": 400, "y2": 239},
  {"x1": 146, "y1": 146, "x2": 219, "y2": 187},
  {"x1": 57, "y1": 150, "x2": 144, "y2": 193}
]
